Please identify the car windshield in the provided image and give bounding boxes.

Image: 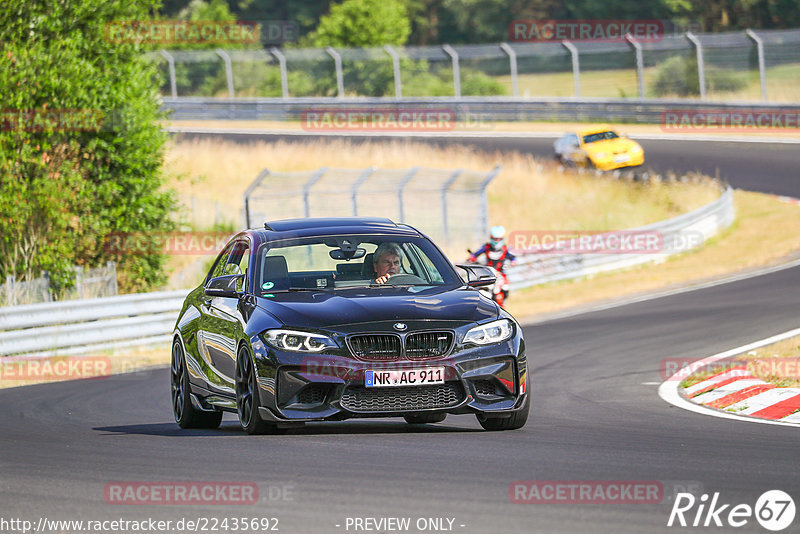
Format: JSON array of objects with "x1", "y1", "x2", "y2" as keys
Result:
[
  {"x1": 255, "y1": 235, "x2": 459, "y2": 294},
  {"x1": 582, "y1": 131, "x2": 619, "y2": 144}
]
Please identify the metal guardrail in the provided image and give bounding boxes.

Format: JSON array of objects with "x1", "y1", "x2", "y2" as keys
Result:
[
  {"x1": 0, "y1": 290, "x2": 188, "y2": 357},
  {"x1": 0, "y1": 188, "x2": 733, "y2": 356},
  {"x1": 506, "y1": 186, "x2": 735, "y2": 289},
  {"x1": 162, "y1": 97, "x2": 800, "y2": 125}
]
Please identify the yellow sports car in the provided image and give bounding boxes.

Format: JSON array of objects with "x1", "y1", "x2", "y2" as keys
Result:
[{"x1": 554, "y1": 126, "x2": 644, "y2": 171}]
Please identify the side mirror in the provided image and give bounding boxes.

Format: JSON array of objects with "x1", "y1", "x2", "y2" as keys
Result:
[
  {"x1": 456, "y1": 264, "x2": 496, "y2": 288},
  {"x1": 205, "y1": 274, "x2": 244, "y2": 298}
]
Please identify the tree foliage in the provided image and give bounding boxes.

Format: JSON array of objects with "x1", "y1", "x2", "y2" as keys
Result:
[{"x1": 0, "y1": 0, "x2": 176, "y2": 292}]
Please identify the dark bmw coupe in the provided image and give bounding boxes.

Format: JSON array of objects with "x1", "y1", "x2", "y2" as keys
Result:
[{"x1": 171, "y1": 217, "x2": 528, "y2": 433}]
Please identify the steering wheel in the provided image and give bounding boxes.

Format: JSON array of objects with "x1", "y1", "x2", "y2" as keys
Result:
[{"x1": 386, "y1": 273, "x2": 427, "y2": 285}]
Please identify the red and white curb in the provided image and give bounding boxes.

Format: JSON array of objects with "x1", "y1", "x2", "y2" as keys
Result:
[{"x1": 659, "y1": 327, "x2": 800, "y2": 427}]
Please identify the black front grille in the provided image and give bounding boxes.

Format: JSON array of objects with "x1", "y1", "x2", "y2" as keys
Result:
[
  {"x1": 340, "y1": 382, "x2": 464, "y2": 412},
  {"x1": 472, "y1": 379, "x2": 497, "y2": 397},
  {"x1": 348, "y1": 334, "x2": 402, "y2": 361},
  {"x1": 296, "y1": 385, "x2": 327, "y2": 405},
  {"x1": 405, "y1": 331, "x2": 453, "y2": 360}
]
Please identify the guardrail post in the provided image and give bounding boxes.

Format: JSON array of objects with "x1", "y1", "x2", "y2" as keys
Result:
[
  {"x1": 441, "y1": 169, "x2": 463, "y2": 244},
  {"x1": 159, "y1": 50, "x2": 177, "y2": 97},
  {"x1": 499, "y1": 43, "x2": 518, "y2": 97},
  {"x1": 442, "y1": 45, "x2": 461, "y2": 98},
  {"x1": 351, "y1": 166, "x2": 376, "y2": 216},
  {"x1": 270, "y1": 47, "x2": 289, "y2": 98},
  {"x1": 242, "y1": 168, "x2": 271, "y2": 228},
  {"x1": 686, "y1": 32, "x2": 706, "y2": 100},
  {"x1": 561, "y1": 40, "x2": 580, "y2": 97},
  {"x1": 397, "y1": 167, "x2": 420, "y2": 222},
  {"x1": 325, "y1": 47, "x2": 345, "y2": 97},
  {"x1": 625, "y1": 34, "x2": 645, "y2": 98},
  {"x1": 746, "y1": 29, "x2": 767, "y2": 101},
  {"x1": 107, "y1": 261, "x2": 118, "y2": 297},
  {"x1": 5, "y1": 275, "x2": 14, "y2": 306},
  {"x1": 478, "y1": 165, "x2": 502, "y2": 238},
  {"x1": 384, "y1": 45, "x2": 402, "y2": 98},
  {"x1": 215, "y1": 49, "x2": 235, "y2": 97},
  {"x1": 303, "y1": 168, "x2": 328, "y2": 218}
]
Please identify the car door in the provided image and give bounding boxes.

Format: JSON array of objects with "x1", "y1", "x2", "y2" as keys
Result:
[{"x1": 198, "y1": 239, "x2": 250, "y2": 392}]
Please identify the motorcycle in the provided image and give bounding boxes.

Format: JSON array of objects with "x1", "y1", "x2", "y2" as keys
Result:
[{"x1": 465, "y1": 249, "x2": 510, "y2": 308}]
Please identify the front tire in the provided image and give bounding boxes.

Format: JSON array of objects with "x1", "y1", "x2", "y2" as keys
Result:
[
  {"x1": 404, "y1": 413, "x2": 447, "y2": 425},
  {"x1": 477, "y1": 391, "x2": 529, "y2": 431},
  {"x1": 235, "y1": 345, "x2": 281, "y2": 435},
  {"x1": 171, "y1": 339, "x2": 222, "y2": 429}
]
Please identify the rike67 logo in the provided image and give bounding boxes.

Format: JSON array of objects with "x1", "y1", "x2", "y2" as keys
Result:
[{"x1": 668, "y1": 490, "x2": 795, "y2": 531}]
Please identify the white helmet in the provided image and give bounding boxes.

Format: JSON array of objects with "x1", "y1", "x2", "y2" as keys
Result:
[{"x1": 490, "y1": 225, "x2": 506, "y2": 250}]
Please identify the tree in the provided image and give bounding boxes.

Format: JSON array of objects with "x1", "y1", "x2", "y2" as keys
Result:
[
  {"x1": 307, "y1": 0, "x2": 411, "y2": 48},
  {"x1": 0, "y1": 0, "x2": 176, "y2": 293}
]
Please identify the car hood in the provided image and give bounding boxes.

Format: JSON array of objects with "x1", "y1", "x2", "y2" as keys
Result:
[
  {"x1": 255, "y1": 286, "x2": 497, "y2": 328},
  {"x1": 585, "y1": 138, "x2": 639, "y2": 154}
]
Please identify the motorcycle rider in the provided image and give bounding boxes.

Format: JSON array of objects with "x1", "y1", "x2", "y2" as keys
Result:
[{"x1": 468, "y1": 225, "x2": 516, "y2": 307}]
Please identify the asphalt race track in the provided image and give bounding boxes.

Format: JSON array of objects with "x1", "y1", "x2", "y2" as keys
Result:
[{"x1": 1, "y1": 132, "x2": 799, "y2": 533}]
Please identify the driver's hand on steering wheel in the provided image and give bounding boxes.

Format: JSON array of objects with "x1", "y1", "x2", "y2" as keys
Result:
[{"x1": 375, "y1": 273, "x2": 392, "y2": 284}]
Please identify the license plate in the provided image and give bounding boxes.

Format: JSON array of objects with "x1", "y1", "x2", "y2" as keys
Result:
[
  {"x1": 614, "y1": 154, "x2": 630, "y2": 163},
  {"x1": 365, "y1": 367, "x2": 445, "y2": 387}
]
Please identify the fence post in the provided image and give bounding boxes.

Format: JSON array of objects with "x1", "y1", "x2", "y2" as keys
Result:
[
  {"x1": 685, "y1": 32, "x2": 706, "y2": 100},
  {"x1": 270, "y1": 47, "x2": 289, "y2": 98},
  {"x1": 303, "y1": 168, "x2": 328, "y2": 218},
  {"x1": 215, "y1": 48, "x2": 235, "y2": 97},
  {"x1": 397, "y1": 167, "x2": 420, "y2": 222},
  {"x1": 561, "y1": 40, "x2": 581, "y2": 97},
  {"x1": 159, "y1": 50, "x2": 177, "y2": 97},
  {"x1": 42, "y1": 271, "x2": 52, "y2": 302},
  {"x1": 746, "y1": 29, "x2": 767, "y2": 101},
  {"x1": 442, "y1": 45, "x2": 461, "y2": 98},
  {"x1": 441, "y1": 169, "x2": 463, "y2": 244},
  {"x1": 242, "y1": 168, "x2": 271, "y2": 228},
  {"x1": 5, "y1": 275, "x2": 14, "y2": 306},
  {"x1": 351, "y1": 166, "x2": 376, "y2": 216},
  {"x1": 384, "y1": 45, "x2": 403, "y2": 98},
  {"x1": 325, "y1": 47, "x2": 345, "y2": 97},
  {"x1": 478, "y1": 165, "x2": 503, "y2": 239},
  {"x1": 74, "y1": 266, "x2": 84, "y2": 299},
  {"x1": 625, "y1": 34, "x2": 645, "y2": 98},
  {"x1": 499, "y1": 43, "x2": 518, "y2": 97}
]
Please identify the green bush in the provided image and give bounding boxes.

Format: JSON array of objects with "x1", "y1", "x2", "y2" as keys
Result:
[{"x1": 0, "y1": 0, "x2": 176, "y2": 293}]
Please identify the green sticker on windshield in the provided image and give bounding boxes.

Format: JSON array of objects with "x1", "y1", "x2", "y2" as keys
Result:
[{"x1": 262, "y1": 281, "x2": 274, "y2": 290}]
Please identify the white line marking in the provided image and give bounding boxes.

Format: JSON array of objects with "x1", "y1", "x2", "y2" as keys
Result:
[{"x1": 658, "y1": 327, "x2": 800, "y2": 427}]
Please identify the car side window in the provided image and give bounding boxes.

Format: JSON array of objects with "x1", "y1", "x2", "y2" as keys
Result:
[
  {"x1": 225, "y1": 241, "x2": 250, "y2": 292},
  {"x1": 207, "y1": 242, "x2": 235, "y2": 283}
]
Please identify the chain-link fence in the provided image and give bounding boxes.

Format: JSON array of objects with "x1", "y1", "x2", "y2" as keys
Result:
[
  {"x1": 242, "y1": 166, "x2": 501, "y2": 255},
  {"x1": 147, "y1": 29, "x2": 800, "y2": 102},
  {"x1": 0, "y1": 262, "x2": 118, "y2": 306}
]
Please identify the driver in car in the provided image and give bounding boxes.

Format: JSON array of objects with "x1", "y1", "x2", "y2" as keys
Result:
[{"x1": 373, "y1": 242, "x2": 404, "y2": 284}]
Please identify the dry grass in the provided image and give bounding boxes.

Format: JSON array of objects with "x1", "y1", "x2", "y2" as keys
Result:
[
  {"x1": 508, "y1": 190, "x2": 800, "y2": 320},
  {"x1": 168, "y1": 119, "x2": 800, "y2": 139},
  {"x1": 736, "y1": 335, "x2": 800, "y2": 388}
]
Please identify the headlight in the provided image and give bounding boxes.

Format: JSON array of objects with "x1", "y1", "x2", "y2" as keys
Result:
[
  {"x1": 262, "y1": 329, "x2": 338, "y2": 353},
  {"x1": 463, "y1": 319, "x2": 513, "y2": 345}
]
